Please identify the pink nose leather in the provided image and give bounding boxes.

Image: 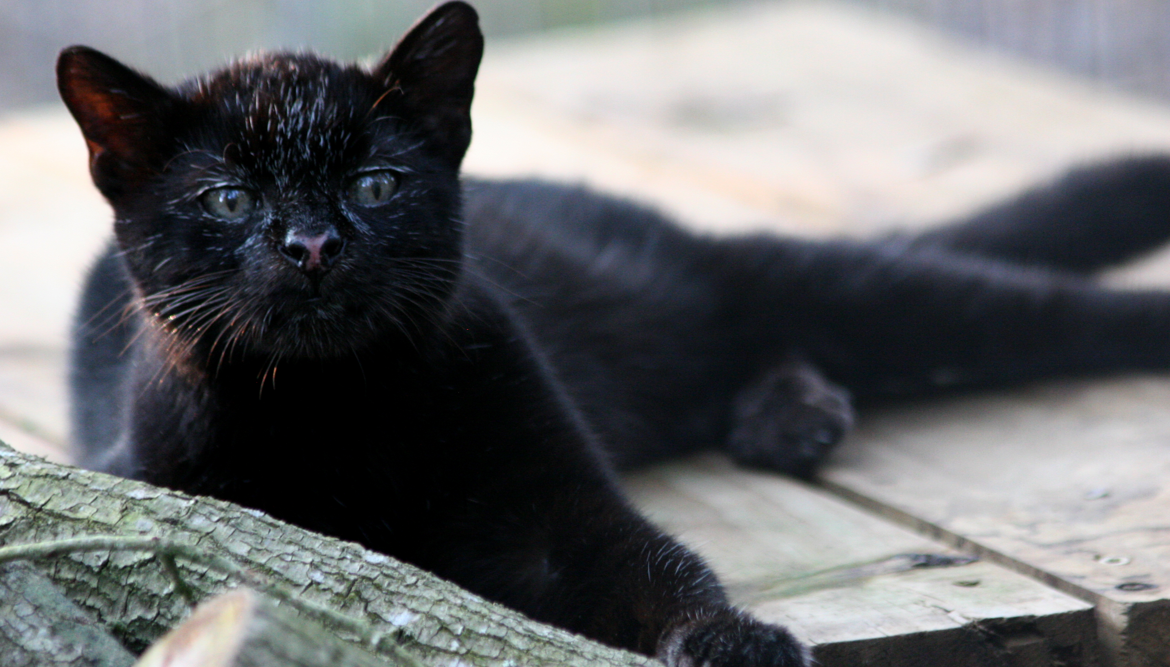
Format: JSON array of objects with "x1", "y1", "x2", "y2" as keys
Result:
[{"x1": 281, "y1": 229, "x2": 344, "y2": 274}]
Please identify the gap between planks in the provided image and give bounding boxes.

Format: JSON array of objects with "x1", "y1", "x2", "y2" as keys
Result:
[
  {"x1": 624, "y1": 455, "x2": 1101, "y2": 665},
  {"x1": 822, "y1": 381, "x2": 1170, "y2": 667}
]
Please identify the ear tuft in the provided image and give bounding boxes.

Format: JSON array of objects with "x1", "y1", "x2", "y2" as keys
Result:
[
  {"x1": 374, "y1": 2, "x2": 484, "y2": 167},
  {"x1": 57, "y1": 46, "x2": 175, "y2": 200}
]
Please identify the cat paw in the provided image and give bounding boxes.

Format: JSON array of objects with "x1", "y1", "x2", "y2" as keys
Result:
[
  {"x1": 726, "y1": 358, "x2": 854, "y2": 478},
  {"x1": 658, "y1": 610, "x2": 809, "y2": 667}
]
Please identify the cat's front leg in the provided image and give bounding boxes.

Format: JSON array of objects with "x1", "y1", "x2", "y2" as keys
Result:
[
  {"x1": 589, "y1": 511, "x2": 809, "y2": 667},
  {"x1": 425, "y1": 473, "x2": 809, "y2": 667},
  {"x1": 423, "y1": 298, "x2": 809, "y2": 666}
]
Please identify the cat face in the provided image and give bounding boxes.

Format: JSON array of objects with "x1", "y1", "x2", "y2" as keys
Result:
[{"x1": 57, "y1": 2, "x2": 483, "y2": 362}]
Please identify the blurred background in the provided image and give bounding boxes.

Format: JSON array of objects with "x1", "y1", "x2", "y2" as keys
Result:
[
  {"x1": 3, "y1": 0, "x2": 757, "y2": 112},
  {"x1": 4, "y1": 0, "x2": 1170, "y2": 115},
  {"x1": 7, "y1": 0, "x2": 1170, "y2": 418}
]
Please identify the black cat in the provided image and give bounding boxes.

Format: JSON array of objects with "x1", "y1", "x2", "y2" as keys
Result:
[{"x1": 58, "y1": 2, "x2": 1170, "y2": 665}]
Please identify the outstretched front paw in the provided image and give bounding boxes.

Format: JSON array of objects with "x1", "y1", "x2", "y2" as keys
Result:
[
  {"x1": 658, "y1": 610, "x2": 809, "y2": 667},
  {"x1": 727, "y1": 358, "x2": 854, "y2": 478}
]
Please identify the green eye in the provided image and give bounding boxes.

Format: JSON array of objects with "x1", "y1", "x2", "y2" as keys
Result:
[
  {"x1": 348, "y1": 171, "x2": 398, "y2": 206},
  {"x1": 201, "y1": 187, "x2": 256, "y2": 220}
]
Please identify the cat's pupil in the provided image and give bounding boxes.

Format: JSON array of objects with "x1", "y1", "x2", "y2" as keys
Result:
[
  {"x1": 201, "y1": 187, "x2": 254, "y2": 221},
  {"x1": 350, "y1": 171, "x2": 398, "y2": 206}
]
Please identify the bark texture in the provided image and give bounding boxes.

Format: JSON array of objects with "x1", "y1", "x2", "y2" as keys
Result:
[
  {"x1": 0, "y1": 561, "x2": 135, "y2": 667},
  {"x1": 135, "y1": 589, "x2": 402, "y2": 667},
  {"x1": 0, "y1": 444, "x2": 652, "y2": 666}
]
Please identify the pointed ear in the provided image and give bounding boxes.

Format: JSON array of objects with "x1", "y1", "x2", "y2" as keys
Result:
[
  {"x1": 57, "y1": 46, "x2": 176, "y2": 201},
  {"x1": 373, "y1": 2, "x2": 483, "y2": 168}
]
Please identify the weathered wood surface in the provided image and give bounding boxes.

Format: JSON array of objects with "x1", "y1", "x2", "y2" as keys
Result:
[
  {"x1": 0, "y1": 107, "x2": 107, "y2": 456},
  {"x1": 626, "y1": 455, "x2": 1100, "y2": 666},
  {"x1": 467, "y1": 1, "x2": 1170, "y2": 237},
  {"x1": 4, "y1": 0, "x2": 1170, "y2": 664},
  {"x1": 823, "y1": 380, "x2": 1170, "y2": 667}
]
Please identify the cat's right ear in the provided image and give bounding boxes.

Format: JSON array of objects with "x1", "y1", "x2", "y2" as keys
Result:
[
  {"x1": 57, "y1": 46, "x2": 176, "y2": 202},
  {"x1": 373, "y1": 2, "x2": 483, "y2": 168}
]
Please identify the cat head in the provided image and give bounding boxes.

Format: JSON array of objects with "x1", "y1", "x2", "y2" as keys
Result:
[{"x1": 57, "y1": 2, "x2": 484, "y2": 362}]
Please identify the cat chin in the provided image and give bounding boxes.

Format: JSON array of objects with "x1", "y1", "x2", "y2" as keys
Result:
[
  {"x1": 240, "y1": 311, "x2": 390, "y2": 360},
  {"x1": 214, "y1": 325, "x2": 380, "y2": 362},
  {"x1": 245, "y1": 335, "x2": 371, "y2": 361}
]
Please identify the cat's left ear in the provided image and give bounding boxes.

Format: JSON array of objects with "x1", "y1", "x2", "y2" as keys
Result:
[
  {"x1": 373, "y1": 1, "x2": 484, "y2": 168},
  {"x1": 57, "y1": 46, "x2": 177, "y2": 202}
]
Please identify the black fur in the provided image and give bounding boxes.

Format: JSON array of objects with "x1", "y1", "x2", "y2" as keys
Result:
[{"x1": 59, "y1": 3, "x2": 1170, "y2": 665}]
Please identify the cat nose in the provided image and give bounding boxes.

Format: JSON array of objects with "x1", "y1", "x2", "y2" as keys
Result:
[{"x1": 279, "y1": 228, "x2": 345, "y2": 276}]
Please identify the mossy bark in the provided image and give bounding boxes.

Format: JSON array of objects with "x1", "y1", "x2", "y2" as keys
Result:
[
  {"x1": 0, "y1": 561, "x2": 135, "y2": 666},
  {"x1": 0, "y1": 444, "x2": 652, "y2": 666}
]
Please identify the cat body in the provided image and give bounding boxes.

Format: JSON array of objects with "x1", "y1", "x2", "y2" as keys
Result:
[{"x1": 59, "y1": 3, "x2": 1170, "y2": 665}]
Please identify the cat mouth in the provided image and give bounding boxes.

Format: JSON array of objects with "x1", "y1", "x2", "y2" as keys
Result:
[
  {"x1": 268, "y1": 270, "x2": 346, "y2": 308},
  {"x1": 248, "y1": 303, "x2": 375, "y2": 358},
  {"x1": 226, "y1": 262, "x2": 455, "y2": 356},
  {"x1": 278, "y1": 296, "x2": 347, "y2": 322}
]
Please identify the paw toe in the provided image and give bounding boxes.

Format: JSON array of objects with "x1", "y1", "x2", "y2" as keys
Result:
[
  {"x1": 659, "y1": 611, "x2": 809, "y2": 667},
  {"x1": 728, "y1": 399, "x2": 853, "y2": 477}
]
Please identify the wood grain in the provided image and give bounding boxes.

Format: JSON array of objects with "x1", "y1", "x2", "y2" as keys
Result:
[
  {"x1": 626, "y1": 455, "x2": 1100, "y2": 666},
  {"x1": 823, "y1": 379, "x2": 1170, "y2": 666}
]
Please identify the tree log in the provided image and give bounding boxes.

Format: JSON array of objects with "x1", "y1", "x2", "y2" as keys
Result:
[
  {"x1": 134, "y1": 589, "x2": 402, "y2": 667},
  {"x1": 0, "y1": 561, "x2": 135, "y2": 667},
  {"x1": 0, "y1": 443, "x2": 652, "y2": 666}
]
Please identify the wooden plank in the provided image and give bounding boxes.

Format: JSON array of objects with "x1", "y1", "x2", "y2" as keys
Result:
[
  {"x1": 0, "y1": 109, "x2": 100, "y2": 462},
  {"x1": 626, "y1": 455, "x2": 1101, "y2": 666},
  {"x1": 0, "y1": 344, "x2": 68, "y2": 448},
  {"x1": 0, "y1": 416, "x2": 66, "y2": 465},
  {"x1": 0, "y1": 108, "x2": 109, "y2": 350},
  {"x1": 822, "y1": 380, "x2": 1170, "y2": 667},
  {"x1": 469, "y1": 1, "x2": 1170, "y2": 235}
]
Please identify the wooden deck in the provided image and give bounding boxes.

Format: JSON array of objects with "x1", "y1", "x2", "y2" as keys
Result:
[{"x1": 2, "y1": 2, "x2": 1170, "y2": 665}]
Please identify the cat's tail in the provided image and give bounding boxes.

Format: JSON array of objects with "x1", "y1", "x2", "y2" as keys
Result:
[{"x1": 910, "y1": 155, "x2": 1170, "y2": 274}]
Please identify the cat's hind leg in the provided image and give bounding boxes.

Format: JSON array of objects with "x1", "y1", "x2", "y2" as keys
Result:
[
  {"x1": 726, "y1": 355, "x2": 854, "y2": 478},
  {"x1": 912, "y1": 155, "x2": 1170, "y2": 274},
  {"x1": 720, "y1": 157, "x2": 1170, "y2": 478}
]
